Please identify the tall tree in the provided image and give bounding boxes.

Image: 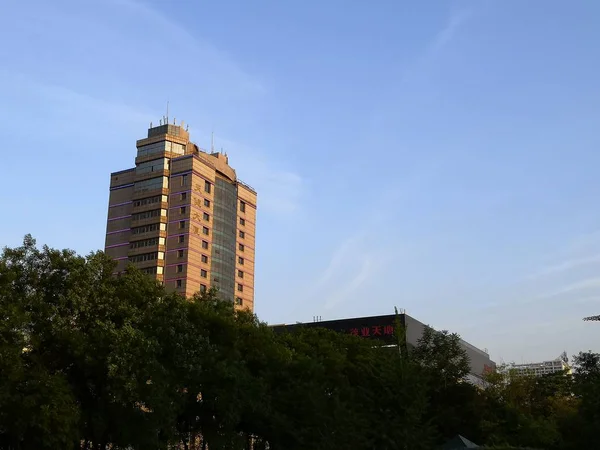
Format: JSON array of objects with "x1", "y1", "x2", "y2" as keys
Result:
[
  {"x1": 4, "y1": 235, "x2": 599, "y2": 450},
  {"x1": 0, "y1": 235, "x2": 81, "y2": 449},
  {"x1": 569, "y1": 351, "x2": 600, "y2": 449},
  {"x1": 411, "y1": 326, "x2": 479, "y2": 444}
]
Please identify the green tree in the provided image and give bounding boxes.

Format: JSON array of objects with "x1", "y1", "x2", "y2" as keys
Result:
[
  {"x1": 6, "y1": 235, "x2": 599, "y2": 450},
  {"x1": 256, "y1": 326, "x2": 433, "y2": 450},
  {"x1": 411, "y1": 326, "x2": 479, "y2": 444},
  {"x1": 0, "y1": 235, "x2": 81, "y2": 449},
  {"x1": 568, "y1": 351, "x2": 600, "y2": 449},
  {"x1": 0, "y1": 236, "x2": 181, "y2": 449},
  {"x1": 478, "y1": 365, "x2": 573, "y2": 449}
]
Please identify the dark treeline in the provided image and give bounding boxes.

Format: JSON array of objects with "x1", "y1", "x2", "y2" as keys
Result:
[{"x1": 0, "y1": 236, "x2": 599, "y2": 450}]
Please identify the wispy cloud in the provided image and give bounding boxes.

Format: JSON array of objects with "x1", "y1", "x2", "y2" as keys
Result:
[
  {"x1": 2, "y1": 0, "x2": 265, "y2": 105},
  {"x1": 399, "y1": 8, "x2": 473, "y2": 85},
  {"x1": 108, "y1": 0, "x2": 264, "y2": 95},
  {"x1": 2, "y1": 0, "x2": 301, "y2": 215},
  {"x1": 574, "y1": 296, "x2": 600, "y2": 305},
  {"x1": 0, "y1": 70, "x2": 152, "y2": 134},
  {"x1": 302, "y1": 227, "x2": 384, "y2": 314},
  {"x1": 102, "y1": 0, "x2": 301, "y2": 214},
  {"x1": 323, "y1": 257, "x2": 374, "y2": 310},
  {"x1": 262, "y1": 170, "x2": 303, "y2": 212},
  {"x1": 517, "y1": 230, "x2": 600, "y2": 308},
  {"x1": 307, "y1": 156, "x2": 447, "y2": 314},
  {"x1": 537, "y1": 277, "x2": 600, "y2": 300},
  {"x1": 429, "y1": 10, "x2": 473, "y2": 55},
  {"x1": 205, "y1": 135, "x2": 305, "y2": 215},
  {"x1": 486, "y1": 319, "x2": 579, "y2": 343},
  {"x1": 567, "y1": 229, "x2": 600, "y2": 251},
  {"x1": 316, "y1": 233, "x2": 367, "y2": 288},
  {"x1": 529, "y1": 254, "x2": 600, "y2": 279}
]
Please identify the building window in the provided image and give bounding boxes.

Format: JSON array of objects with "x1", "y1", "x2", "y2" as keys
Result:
[
  {"x1": 201, "y1": 269, "x2": 207, "y2": 278},
  {"x1": 235, "y1": 297, "x2": 243, "y2": 306},
  {"x1": 131, "y1": 209, "x2": 162, "y2": 221},
  {"x1": 131, "y1": 223, "x2": 160, "y2": 235},
  {"x1": 133, "y1": 195, "x2": 162, "y2": 208},
  {"x1": 181, "y1": 174, "x2": 188, "y2": 186},
  {"x1": 239, "y1": 230, "x2": 245, "y2": 238},
  {"x1": 201, "y1": 255, "x2": 208, "y2": 263},
  {"x1": 203, "y1": 212, "x2": 210, "y2": 221},
  {"x1": 176, "y1": 280, "x2": 182, "y2": 288},
  {"x1": 202, "y1": 227, "x2": 209, "y2": 235},
  {"x1": 200, "y1": 284, "x2": 207, "y2": 293},
  {"x1": 177, "y1": 250, "x2": 184, "y2": 258},
  {"x1": 178, "y1": 235, "x2": 185, "y2": 243},
  {"x1": 239, "y1": 218, "x2": 245, "y2": 226},
  {"x1": 128, "y1": 252, "x2": 159, "y2": 263},
  {"x1": 135, "y1": 158, "x2": 170, "y2": 174},
  {"x1": 240, "y1": 201, "x2": 246, "y2": 212},
  {"x1": 180, "y1": 206, "x2": 186, "y2": 214},
  {"x1": 204, "y1": 199, "x2": 210, "y2": 207},
  {"x1": 133, "y1": 176, "x2": 167, "y2": 193},
  {"x1": 177, "y1": 264, "x2": 183, "y2": 273},
  {"x1": 238, "y1": 243, "x2": 244, "y2": 252},
  {"x1": 179, "y1": 221, "x2": 186, "y2": 229},
  {"x1": 238, "y1": 270, "x2": 244, "y2": 278},
  {"x1": 238, "y1": 256, "x2": 244, "y2": 265},
  {"x1": 202, "y1": 240, "x2": 208, "y2": 249},
  {"x1": 204, "y1": 180, "x2": 211, "y2": 193},
  {"x1": 237, "y1": 284, "x2": 243, "y2": 292},
  {"x1": 130, "y1": 237, "x2": 159, "y2": 249},
  {"x1": 180, "y1": 192, "x2": 187, "y2": 200}
]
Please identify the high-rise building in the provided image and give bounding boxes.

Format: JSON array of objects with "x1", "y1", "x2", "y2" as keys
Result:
[{"x1": 104, "y1": 120, "x2": 257, "y2": 311}]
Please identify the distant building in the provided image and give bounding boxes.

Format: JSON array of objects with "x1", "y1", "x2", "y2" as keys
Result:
[
  {"x1": 506, "y1": 357, "x2": 571, "y2": 377},
  {"x1": 272, "y1": 313, "x2": 496, "y2": 380},
  {"x1": 104, "y1": 120, "x2": 257, "y2": 310}
]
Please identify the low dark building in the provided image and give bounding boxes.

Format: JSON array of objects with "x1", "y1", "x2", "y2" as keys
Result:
[{"x1": 272, "y1": 313, "x2": 495, "y2": 380}]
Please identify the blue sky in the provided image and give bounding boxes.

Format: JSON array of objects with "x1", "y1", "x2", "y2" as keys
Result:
[{"x1": 2, "y1": 0, "x2": 600, "y2": 364}]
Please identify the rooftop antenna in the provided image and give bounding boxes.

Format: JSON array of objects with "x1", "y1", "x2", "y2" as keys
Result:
[
  {"x1": 166, "y1": 101, "x2": 169, "y2": 124},
  {"x1": 211, "y1": 130, "x2": 215, "y2": 153}
]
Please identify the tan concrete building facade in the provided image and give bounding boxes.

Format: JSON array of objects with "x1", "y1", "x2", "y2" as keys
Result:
[{"x1": 104, "y1": 120, "x2": 257, "y2": 311}]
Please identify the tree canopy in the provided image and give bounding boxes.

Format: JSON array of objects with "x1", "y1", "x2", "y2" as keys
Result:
[{"x1": 0, "y1": 236, "x2": 599, "y2": 449}]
